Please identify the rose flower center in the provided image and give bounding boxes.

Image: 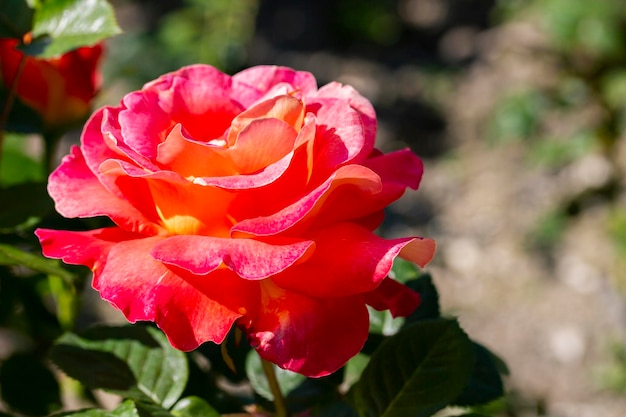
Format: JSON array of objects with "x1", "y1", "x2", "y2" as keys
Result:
[{"x1": 150, "y1": 94, "x2": 305, "y2": 237}]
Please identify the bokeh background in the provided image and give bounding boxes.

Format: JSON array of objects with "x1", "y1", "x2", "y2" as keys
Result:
[{"x1": 5, "y1": 0, "x2": 626, "y2": 415}]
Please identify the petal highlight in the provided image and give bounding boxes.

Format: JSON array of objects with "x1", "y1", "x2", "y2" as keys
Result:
[{"x1": 151, "y1": 235, "x2": 314, "y2": 279}]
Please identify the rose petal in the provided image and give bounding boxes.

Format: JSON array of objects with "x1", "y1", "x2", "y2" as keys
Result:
[
  {"x1": 100, "y1": 107, "x2": 161, "y2": 170},
  {"x1": 99, "y1": 157, "x2": 183, "y2": 182},
  {"x1": 228, "y1": 95, "x2": 304, "y2": 143},
  {"x1": 214, "y1": 117, "x2": 315, "y2": 213},
  {"x1": 156, "y1": 124, "x2": 237, "y2": 178},
  {"x1": 93, "y1": 235, "x2": 255, "y2": 350},
  {"x1": 151, "y1": 235, "x2": 314, "y2": 279},
  {"x1": 119, "y1": 89, "x2": 178, "y2": 159},
  {"x1": 194, "y1": 152, "x2": 295, "y2": 190},
  {"x1": 309, "y1": 149, "x2": 424, "y2": 229},
  {"x1": 47, "y1": 146, "x2": 163, "y2": 235},
  {"x1": 37, "y1": 227, "x2": 257, "y2": 350},
  {"x1": 307, "y1": 99, "x2": 368, "y2": 178},
  {"x1": 82, "y1": 109, "x2": 170, "y2": 232},
  {"x1": 82, "y1": 108, "x2": 135, "y2": 174},
  {"x1": 313, "y1": 82, "x2": 377, "y2": 147},
  {"x1": 232, "y1": 66, "x2": 318, "y2": 107},
  {"x1": 247, "y1": 281, "x2": 369, "y2": 377},
  {"x1": 146, "y1": 64, "x2": 234, "y2": 93},
  {"x1": 81, "y1": 108, "x2": 163, "y2": 227},
  {"x1": 35, "y1": 227, "x2": 139, "y2": 268},
  {"x1": 95, "y1": 158, "x2": 237, "y2": 236},
  {"x1": 399, "y1": 237, "x2": 437, "y2": 268},
  {"x1": 363, "y1": 277, "x2": 421, "y2": 318},
  {"x1": 231, "y1": 164, "x2": 381, "y2": 237},
  {"x1": 146, "y1": 179, "x2": 236, "y2": 237},
  {"x1": 272, "y1": 223, "x2": 414, "y2": 297},
  {"x1": 228, "y1": 118, "x2": 298, "y2": 174},
  {"x1": 167, "y1": 74, "x2": 244, "y2": 142},
  {"x1": 117, "y1": 69, "x2": 243, "y2": 161},
  {"x1": 365, "y1": 148, "x2": 424, "y2": 190}
]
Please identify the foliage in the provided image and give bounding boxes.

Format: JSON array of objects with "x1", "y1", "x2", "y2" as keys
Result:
[
  {"x1": 156, "y1": 0, "x2": 257, "y2": 72},
  {"x1": 26, "y1": 0, "x2": 120, "y2": 58},
  {"x1": 103, "y1": 0, "x2": 258, "y2": 90}
]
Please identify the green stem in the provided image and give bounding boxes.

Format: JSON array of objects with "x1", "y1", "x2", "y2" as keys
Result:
[
  {"x1": 43, "y1": 131, "x2": 62, "y2": 175},
  {"x1": 0, "y1": 53, "x2": 28, "y2": 174},
  {"x1": 260, "y1": 357, "x2": 288, "y2": 417}
]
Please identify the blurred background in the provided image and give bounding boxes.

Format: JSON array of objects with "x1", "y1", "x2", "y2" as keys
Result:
[{"x1": 7, "y1": 0, "x2": 626, "y2": 415}]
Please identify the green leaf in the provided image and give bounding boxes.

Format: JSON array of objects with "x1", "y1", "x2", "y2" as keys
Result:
[
  {"x1": 0, "y1": 353, "x2": 62, "y2": 416},
  {"x1": 50, "y1": 325, "x2": 188, "y2": 408},
  {"x1": 171, "y1": 396, "x2": 220, "y2": 417},
  {"x1": 453, "y1": 343, "x2": 506, "y2": 407},
  {"x1": 404, "y1": 273, "x2": 440, "y2": 322},
  {"x1": 0, "y1": 243, "x2": 74, "y2": 282},
  {"x1": 48, "y1": 273, "x2": 79, "y2": 330},
  {"x1": 53, "y1": 399, "x2": 174, "y2": 417},
  {"x1": 134, "y1": 401, "x2": 176, "y2": 417},
  {"x1": 28, "y1": 0, "x2": 121, "y2": 58},
  {"x1": 351, "y1": 318, "x2": 475, "y2": 417},
  {"x1": 389, "y1": 258, "x2": 421, "y2": 283},
  {"x1": 342, "y1": 353, "x2": 370, "y2": 390},
  {"x1": 368, "y1": 306, "x2": 404, "y2": 335},
  {"x1": 0, "y1": 0, "x2": 33, "y2": 38},
  {"x1": 245, "y1": 349, "x2": 306, "y2": 401},
  {"x1": 51, "y1": 342, "x2": 137, "y2": 390},
  {"x1": 0, "y1": 182, "x2": 53, "y2": 231},
  {"x1": 0, "y1": 134, "x2": 45, "y2": 187}
]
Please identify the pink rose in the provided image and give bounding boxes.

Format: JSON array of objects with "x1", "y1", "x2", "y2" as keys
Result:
[{"x1": 36, "y1": 65, "x2": 436, "y2": 377}]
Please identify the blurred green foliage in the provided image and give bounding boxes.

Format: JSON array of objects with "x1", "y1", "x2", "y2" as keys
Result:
[
  {"x1": 0, "y1": 134, "x2": 44, "y2": 186},
  {"x1": 608, "y1": 210, "x2": 626, "y2": 255},
  {"x1": 105, "y1": 0, "x2": 258, "y2": 89},
  {"x1": 538, "y1": 0, "x2": 625, "y2": 60},
  {"x1": 496, "y1": 0, "x2": 626, "y2": 60},
  {"x1": 157, "y1": 0, "x2": 258, "y2": 70},
  {"x1": 488, "y1": 90, "x2": 547, "y2": 144},
  {"x1": 490, "y1": 0, "x2": 626, "y2": 264}
]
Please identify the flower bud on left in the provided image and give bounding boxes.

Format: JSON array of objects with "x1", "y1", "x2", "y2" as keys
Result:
[{"x1": 0, "y1": 37, "x2": 103, "y2": 132}]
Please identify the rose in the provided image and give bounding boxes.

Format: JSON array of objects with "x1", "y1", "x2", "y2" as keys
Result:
[
  {"x1": 36, "y1": 65, "x2": 436, "y2": 377},
  {"x1": 0, "y1": 38, "x2": 103, "y2": 131}
]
